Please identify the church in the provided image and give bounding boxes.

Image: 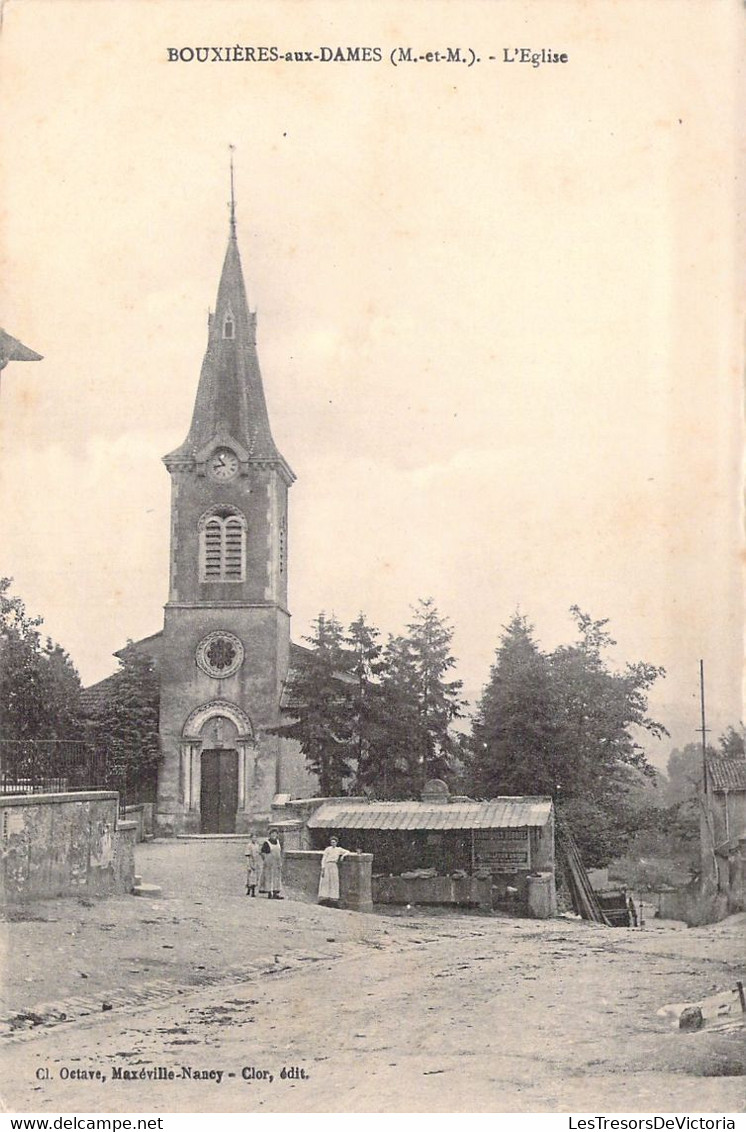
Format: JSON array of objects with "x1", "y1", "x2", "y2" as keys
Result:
[{"x1": 91, "y1": 192, "x2": 315, "y2": 835}]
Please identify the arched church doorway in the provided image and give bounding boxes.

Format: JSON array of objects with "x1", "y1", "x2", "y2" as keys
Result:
[
  {"x1": 200, "y1": 747, "x2": 239, "y2": 833},
  {"x1": 198, "y1": 713, "x2": 240, "y2": 833},
  {"x1": 180, "y1": 700, "x2": 255, "y2": 833},
  {"x1": 180, "y1": 703, "x2": 255, "y2": 834}
]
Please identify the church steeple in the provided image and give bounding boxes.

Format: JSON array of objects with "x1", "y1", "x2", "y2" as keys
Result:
[
  {"x1": 165, "y1": 171, "x2": 292, "y2": 479},
  {"x1": 156, "y1": 175, "x2": 308, "y2": 837}
]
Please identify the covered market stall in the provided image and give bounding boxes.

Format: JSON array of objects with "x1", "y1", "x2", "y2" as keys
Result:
[{"x1": 306, "y1": 782, "x2": 556, "y2": 917}]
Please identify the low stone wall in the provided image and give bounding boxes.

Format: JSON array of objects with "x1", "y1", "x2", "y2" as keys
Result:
[
  {"x1": 283, "y1": 850, "x2": 373, "y2": 912},
  {"x1": 0, "y1": 792, "x2": 136, "y2": 904},
  {"x1": 122, "y1": 803, "x2": 155, "y2": 843},
  {"x1": 654, "y1": 887, "x2": 730, "y2": 926},
  {"x1": 283, "y1": 849, "x2": 322, "y2": 898},
  {"x1": 373, "y1": 874, "x2": 492, "y2": 909}
]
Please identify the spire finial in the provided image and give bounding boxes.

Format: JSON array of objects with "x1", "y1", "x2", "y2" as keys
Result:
[{"x1": 228, "y1": 144, "x2": 237, "y2": 237}]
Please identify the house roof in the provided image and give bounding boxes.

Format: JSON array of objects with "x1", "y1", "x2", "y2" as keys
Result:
[
  {"x1": 307, "y1": 797, "x2": 553, "y2": 832},
  {"x1": 706, "y1": 756, "x2": 746, "y2": 792},
  {"x1": 80, "y1": 672, "x2": 122, "y2": 715},
  {"x1": 82, "y1": 632, "x2": 164, "y2": 714}
]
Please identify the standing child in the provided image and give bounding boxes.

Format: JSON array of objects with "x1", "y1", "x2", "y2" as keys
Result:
[{"x1": 245, "y1": 834, "x2": 262, "y2": 897}]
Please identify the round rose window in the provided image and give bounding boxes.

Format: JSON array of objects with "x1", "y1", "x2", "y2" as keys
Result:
[{"x1": 196, "y1": 631, "x2": 244, "y2": 679}]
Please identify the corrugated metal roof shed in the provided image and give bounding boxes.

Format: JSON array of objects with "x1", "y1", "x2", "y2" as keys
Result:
[
  {"x1": 307, "y1": 797, "x2": 552, "y2": 831},
  {"x1": 706, "y1": 756, "x2": 746, "y2": 792}
]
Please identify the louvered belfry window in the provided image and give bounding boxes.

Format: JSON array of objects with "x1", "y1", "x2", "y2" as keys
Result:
[{"x1": 199, "y1": 508, "x2": 246, "y2": 582}]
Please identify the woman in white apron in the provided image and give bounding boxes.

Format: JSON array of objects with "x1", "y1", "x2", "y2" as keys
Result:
[
  {"x1": 260, "y1": 830, "x2": 283, "y2": 899},
  {"x1": 318, "y1": 837, "x2": 351, "y2": 907}
]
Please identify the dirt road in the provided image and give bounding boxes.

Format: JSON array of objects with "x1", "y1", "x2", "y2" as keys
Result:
[{"x1": 1, "y1": 842, "x2": 744, "y2": 1113}]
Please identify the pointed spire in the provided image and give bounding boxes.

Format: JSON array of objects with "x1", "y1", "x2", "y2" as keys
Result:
[
  {"x1": 165, "y1": 166, "x2": 293, "y2": 481},
  {"x1": 229, "y1": 144, "x2": 237, "y2": 239}
]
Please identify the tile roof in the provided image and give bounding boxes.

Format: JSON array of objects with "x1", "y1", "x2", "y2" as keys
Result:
[
  {"x1": 307, "y1": 797, "x2": 553, "y2": 831},
  {"x1": 706, "y1": 756, "x2": 746, "y2": 792},
  {"x1": 79, "y1": 672, "x2": 122, "y2": 715}
]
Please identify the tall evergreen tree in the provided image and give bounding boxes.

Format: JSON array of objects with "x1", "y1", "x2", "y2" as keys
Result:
[
  {"x1": 375, "y1": 599, "x2": 466, "y2": 796},
  {"x1": 275, "y1": 613, "x2": 354, "y2": 795},
  {"x1": 470, "y1": 613, "x2": 559, "y2": 798},
  {"x1": 345, "y1": 614, "x2": 388, "y2": 793}
]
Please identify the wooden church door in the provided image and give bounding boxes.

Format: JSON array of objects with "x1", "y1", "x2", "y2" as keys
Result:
[{"x1": 200, "y1": 749, "x2": 239, "y2": 833}]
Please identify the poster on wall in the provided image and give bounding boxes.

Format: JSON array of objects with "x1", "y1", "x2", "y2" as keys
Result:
[{"x1": 1, "y1": 0, "x2": 743, "y2": 1119}]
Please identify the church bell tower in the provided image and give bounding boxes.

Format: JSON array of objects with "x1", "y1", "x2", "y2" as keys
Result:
[{"x1": 156, "y1": 174, "x2": 296, "y2": 835}]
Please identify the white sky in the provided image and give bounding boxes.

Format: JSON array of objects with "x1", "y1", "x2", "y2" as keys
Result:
[{"x1": 0, "y1": 0, "x2": 743, "y2": 765}]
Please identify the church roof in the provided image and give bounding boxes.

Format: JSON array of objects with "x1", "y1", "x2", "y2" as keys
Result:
[
  {"x1": 113, "y1": 631, "x2": 164, "y2": 663},
  {"x1": 165, "y1": 217, "x2": 291, "y2": 475}
]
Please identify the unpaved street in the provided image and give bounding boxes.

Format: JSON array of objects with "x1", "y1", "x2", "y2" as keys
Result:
[{"x1": 1, "y1": 842, "x2": 744, "y2": 1113}]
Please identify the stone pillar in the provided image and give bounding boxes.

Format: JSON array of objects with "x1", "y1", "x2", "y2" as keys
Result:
[
  {"x1": 237, "y1": 739, "x2": 256, "y2": 813},
  {"x1": 114, "y1": 820, "x2": 138, "y2": 894},
  {"x1": 237, "y1": 747, "x2": 246, "y2": 811},
  {"x1": 189, "y1": 745, "x2": 201, "y2": 812},
  {"x1": 339, "y1": 852, "x2": 373, "y2": 913},
  {"x1": 180, "y1": 744, "x2": 190, "y2": 808},
  {"x1": 527, "y1": 872, "x2": 557, "y2": 919}
]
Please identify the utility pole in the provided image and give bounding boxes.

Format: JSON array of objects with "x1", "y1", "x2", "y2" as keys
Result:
[{"x1": 699, "y1": 659, "x2": 709, "y2": 794}]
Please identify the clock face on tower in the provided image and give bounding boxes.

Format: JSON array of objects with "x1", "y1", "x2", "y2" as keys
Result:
[{"x1": 209, "y1": 446, "x2": 239, "y2": 482}]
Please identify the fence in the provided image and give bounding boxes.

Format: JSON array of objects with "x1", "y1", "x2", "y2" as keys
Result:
[{"x1": 0, "y1": 738, "x2": 108, "y2": 798}]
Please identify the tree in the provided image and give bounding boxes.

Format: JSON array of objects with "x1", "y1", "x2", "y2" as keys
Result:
[
  {"x1": 373, "y1": 599, "x2": 466, "y2": 797},
  {"x1": 369, "y1": 633, "x2": 427, "y2": 798},
  {"x1": 549, "y1": 607, "x2": 666, "y2": 797},
  {"x1": 90, "y1": 646, "x2": 160, "y2": 803},
  {"x1": 470, "y1": 613, "x2": 559, "y2": 798},
  {"x1": 278, "y1": 602, "x2": 466, "y2": 799},
  {"x1": 468, "y1": 606, "x2": 668, "y2": 866},
  {"x1": 275, "y1": 613, "x2": 354, "y2": 796},
  {"x1": 345, "y1": 614, "x2": 388, "y2": 793},
  {"x1": 718, "y1": 725, "x2": 745, "y2": 759},
  {"x1": 0, "y1": 578, "x2": 85, "y2": 740},
  {"x1": 665, "y1": 742, "x2": 706, "y2": 805}
]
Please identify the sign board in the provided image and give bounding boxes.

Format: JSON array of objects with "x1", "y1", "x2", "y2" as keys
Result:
[{"x1": 474, "y1": 828, "x2": 530, "y2": 871}]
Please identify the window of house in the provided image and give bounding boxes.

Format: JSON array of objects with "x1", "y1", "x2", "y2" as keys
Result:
[
  {"x1": 199, "y1": 508, "x2": 246, "y2": 582},
  {"x1": 223, "y1": 314, "x2": 235, "y2": 339}
]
